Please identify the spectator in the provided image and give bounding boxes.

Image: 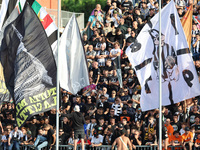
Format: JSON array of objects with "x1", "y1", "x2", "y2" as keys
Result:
[
  {"x1": 111, "y1": 129, "x2": 132, "y2": 150},
  {"x1": 140, "y1": 2, "x2": 149, "y2": 20},
  {"x1": 90, "y1": 61, "x2": 101, "y2": 85},
  {"x1": 109, "y1": 41, "x2": 121, "y2": 61},
  {"x1": 170, "y1": 131, "x2": 183, "y2": 149},
  {"x1": 182, "y1": 127, "x2": 193, "y2": 150},
  {"x1": 58, "y1": 128, "x2": 67, "y2": 145},
  {"x1": 118, "y1": 18, "x2": 128, "y2": 34},
  {"x1": 165, "y1": 118, "x2": 174, "y2": 137},
  {"x1": 86, "y1": 45, "x2": 96, "y2": 64},
  {"x1": 91, "y1": 130, "x2": 104, "y2": 149},
  {"x1": 8, "y1": 124, "x2": 23, "y2": 150},
  {"x1": 66, "y1": 105, "x2": 86, "y2": 150},
  {"x1": 171, "y1": 114, "x2": 181, "y2": 132},
  {"x1": 84, "y1": 10, "x2": 103, "y2": 31},
  {"x1": 109, "y1": 2, "x2": 122, "y2": 17},
  {"x1": 1, "y1": 128, "x2": 9, "y2": 150},
  {"x1": 87, "y1": 115, "x2": 97, "y2": 140},
  {"x1": 33, "y1": 127, "x2": 48, "y2": 150},
  {"x1": 111, "y1": 10, "x2": 121, "y2": 27},
  {"x1": 195, "y1": 133, "x2": 200, "y2": 149},
  {"x1": 111, "y1": 97, "x2": 123, "y2": 117},
  {"x1": 123, "y1": 7, "x2": 134, "y2": 27}
]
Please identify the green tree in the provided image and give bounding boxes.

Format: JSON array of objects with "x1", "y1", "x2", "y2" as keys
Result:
[{"x1": 61, "y1": 0, "x2": 107, "y2": 26}]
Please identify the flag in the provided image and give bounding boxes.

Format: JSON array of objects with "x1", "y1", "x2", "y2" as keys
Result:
[
  {"x1": 181, "y1": 5, "x2": 193, "y2": 49},
  {"x1": 0, "y1": 0, "x2": 58, "y2": 103},
  {"x1": 113, "y1": 56, "x2": 123, "y2": 88},
  {"x1": 0, "y1": 3, "x2": 57, "y2": 127},
  {"x1": 0, "y1": 8, "x2": 20, "y2": 103},
  {"x1": 126, "y1": 1, "x2": 200, "y2": 111},
  {"x1": 16, "y1": 0, "x2": 58, "y2": 53},
  {"x1": 0, "y1": 0, "x2": 58, "y2": 53},
  {"x1": 0, "y1": 0, "x2": 17, "y2": 30},
  {"x1": 58, "y1": 14, "x2": 90, "y2": 95}
]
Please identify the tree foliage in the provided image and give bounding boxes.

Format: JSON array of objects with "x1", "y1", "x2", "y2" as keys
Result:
[{"x1": 61, "y1": 0, "x2": 107, "y2": 26}]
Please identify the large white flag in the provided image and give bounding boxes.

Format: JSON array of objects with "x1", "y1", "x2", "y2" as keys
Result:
[
  {"x1": 126, "y1": 1, "x2": 200, "y2": 111},
  {"x1": 58, "y1": 14, "x2": 90, "y2": 95}
]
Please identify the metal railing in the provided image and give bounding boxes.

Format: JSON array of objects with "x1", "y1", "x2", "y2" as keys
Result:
[{"x1": 19, "y1": 144, "x2": 200, "y2": 150}]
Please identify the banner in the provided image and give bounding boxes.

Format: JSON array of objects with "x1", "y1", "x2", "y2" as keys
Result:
[
  {"x1": 0, "y1": 0, "x2": 17, "y2": 30},
  {"x1": 181, "y1": 5, "x2": 192, "y2": 50},
  {"x1": 0, "y1": 4, "x2": 57, "y2": 127},
  {"x1": 126, "y1": 1, "x2": 200, "y2": 111},
  {"x1": 58, "y1": 14, "x2": 90, "y2": 95}
]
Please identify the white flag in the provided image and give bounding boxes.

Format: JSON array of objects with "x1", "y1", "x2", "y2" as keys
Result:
[
  {"x1": 126, "y1": 1, "x2": 200, "y2": 111},
  {"x1": 58, "y1": 14, "x2": 90, "y2": 95}
]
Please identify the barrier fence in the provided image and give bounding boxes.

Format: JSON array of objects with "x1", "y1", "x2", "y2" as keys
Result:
[{"x1": 18, "y1": 144, "x2": 200, "y2": 150}]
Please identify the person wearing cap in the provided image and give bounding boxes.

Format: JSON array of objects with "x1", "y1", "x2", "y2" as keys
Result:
[
  {"x1": 111, "y1": 129, "x2": 132, "y2": 150},
  {"x1": 26, "y1": 116, "x2": 37, "y2": 140},
  {"x1": 8, "y1": 124, "x2": 23, "y2": 150},
  {"x1": 109, "y1": 2, "x2": 122, "y2": 18},
  {"x1": 91, "y1": 129, "x2": 104, "y2": 149},
  {"x1": 111, "y1": 123, "x2": 127, "y2": 144},
  {"x1": 111, "y1": 10, "x2": 121, "y2": 28},
  {"x1": 66, "y1": 105, "x2": 86, "y2": 150},
  {"x1": 170, "y1": 131, "x2": 183, "y2": 150},
  {"x1": 182, "y1": 127, "x2": 193, "y2": 150}
]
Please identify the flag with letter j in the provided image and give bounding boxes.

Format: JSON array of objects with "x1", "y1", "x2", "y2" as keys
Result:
[
  {"x1": 126, "y1": 1, "x2": 200, "y2": 111},
  {"x1": 0, "y1": 3, "x2": 57, "y2": 127}
]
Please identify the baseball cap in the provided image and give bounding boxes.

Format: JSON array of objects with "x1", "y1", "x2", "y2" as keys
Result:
[
  {"x1": 118, "y1": 123, "x2": 124, "y2": 128},
  {"x1": 113, "y1": 10, "x2": 118, "y2": 14},
  {"x1": 74, "y1": 105, "x2": 80, "y2": 112},
  {"x1": 185, "y1": 127, "x2": 190, "y2": 131},
  {"x1": 13, "y1": 124, "x2": 18, "y2": 128}
]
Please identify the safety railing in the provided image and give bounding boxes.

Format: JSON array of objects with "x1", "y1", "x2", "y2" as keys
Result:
[{"x1": 18, "y1": 144, "x2": 200, "y2": 150}]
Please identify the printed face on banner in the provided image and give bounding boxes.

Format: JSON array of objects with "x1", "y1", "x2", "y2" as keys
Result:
[{"x1": 126, "y1": 1, "x2": 200, "y2": 111}]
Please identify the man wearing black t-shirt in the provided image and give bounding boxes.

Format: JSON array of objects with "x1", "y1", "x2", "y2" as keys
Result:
[
  {"x1": 26, "y1": 116, "x2": 37, "y2": 140},
  {"x1": 103, "y1": 0, "x2": 112, "y2": 14},
  {"x1": 121, "y1": 0, "x2": 133, "y2": 12},
  {"x1": 66, "y1": 105, "x2": 86, "y2": 150},
  {"x1": 90, "y1": 61, "x2": 101, "y2": 85},
  {"x1": 43, "y1": 124, "x2": 56, "y2": 150}
]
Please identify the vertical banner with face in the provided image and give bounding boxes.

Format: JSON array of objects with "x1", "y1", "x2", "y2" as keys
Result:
[{"x1": 126, "y1": 1, "x2": 200, "y2": 111}]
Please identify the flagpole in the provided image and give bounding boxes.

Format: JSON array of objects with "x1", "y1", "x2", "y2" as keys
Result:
[
  {"x1": 56, "y1": 0, "x2": 61, "y2": 149},
  {"x1": 158, "y1": 0, "x2": 162, "y2": 150}
]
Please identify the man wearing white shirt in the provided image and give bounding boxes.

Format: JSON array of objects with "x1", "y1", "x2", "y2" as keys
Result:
[
  {"x1": 91, "y1": 130, "x2": 104, "y2": 149},
  {"x1": 109, "y1": 42, "x2": 121, "y2": 60},
  {"x1": 8, "y1": 124, "x2": 23, "y2": 150}
]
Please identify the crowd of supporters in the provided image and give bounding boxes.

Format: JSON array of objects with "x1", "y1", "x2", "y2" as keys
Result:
[{"x1": 0, "y1": 0, "x2": 200, "y2": 149}]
